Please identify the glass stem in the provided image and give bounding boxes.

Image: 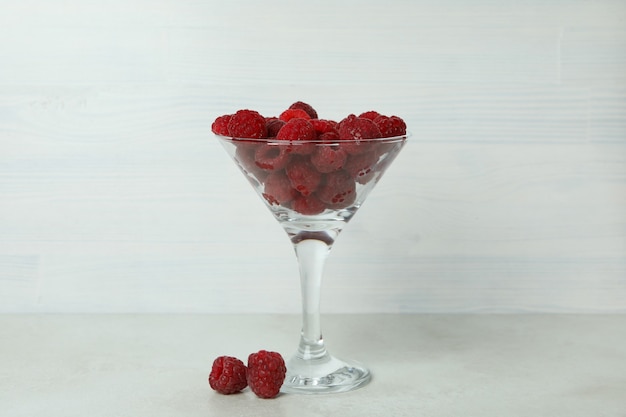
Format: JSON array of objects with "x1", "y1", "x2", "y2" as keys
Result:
[{"x1": 293, "y1": 237, "x2": 332, "y2": 361}]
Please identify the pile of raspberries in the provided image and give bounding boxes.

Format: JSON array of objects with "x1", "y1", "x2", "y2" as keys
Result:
[{"x1": 212, "y1": 101, "x2": 407, "y2": 215}]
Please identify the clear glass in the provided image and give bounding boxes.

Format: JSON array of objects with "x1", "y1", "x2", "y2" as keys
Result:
[{"x1": 215, "y1": 134, "x2": 408, "y2": 394}]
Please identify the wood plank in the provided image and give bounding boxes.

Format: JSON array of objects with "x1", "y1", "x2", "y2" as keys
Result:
[{"x1": 0, "y1": 0, "x2": 625, "y2": 313}]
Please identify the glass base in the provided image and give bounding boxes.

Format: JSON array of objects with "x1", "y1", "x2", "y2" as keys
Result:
[{"x1": 282, "y1": 353, "x2": 371, "y2": 394}]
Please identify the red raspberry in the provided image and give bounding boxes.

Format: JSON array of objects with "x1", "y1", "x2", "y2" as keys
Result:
[
  {"x1": 263, "y1": 171, "x2": 297, "y2": 206},
  {"x1": 254, "y1": 144, "x2": 291, "y2": 171},
  {"x1": 228, "y1": 109, "x2": 268, "y2": 139},
  {"x1": 317, "y1": 170, "x2": 356, "y2": 209},
  {"x1": 247, "y1": 350, "x2": 286, "y2": 399},
  {"x1": 289, "y1": 101, "x2": 318, "y2": 119},
  {"x1": 285, "y1": 158, "x2": 322, "y2": 196},
  {"x1": 276, "y1": 118, "x2": 316, "y2": 155},
  {"x1": 318, "y1": 131, "x2": 339, "y2": 141},
  {"x1": 337, "y1": 114, "x2": 381, "y2": 155},
  {"x1": 292, "y1": 193, "x2": 326, "y2": 215},
  {"x1": 266, "y1": 117, "x2": 286, "y2": 138},
  {"x1": 358, "y1": 110, "x2": 381, "y2": 121},
  {"x1": 338, "y1": 114, "x2": 382, "y2": 140},
  {"x1": 279, "y1": 108, "x2": 311, "y2": 122},
  {"x1": 276, "y1": 118, "x2": 316, "y2": 141},
  {"x1": 310, "y1": 145, "x2": 347, "y2": 173},
  {"x1": 344, "y1": 151, "x2": 380, "y2": 183},
  {"x1": 209, "y1": 356, "x2": 248, "y2": 395},
  {"x1": 309, "y1": 119, "x2": 338, "y2": 137},
  {"x1": 373, "y1": 115, "x2": 407, "y2": 138},
  {"x1": 212, "y1": 114, "x2": 232, "y2": 136}
]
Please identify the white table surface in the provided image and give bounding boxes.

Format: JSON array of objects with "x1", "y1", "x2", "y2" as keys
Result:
[{"x1": 1, "y1": 314, "x2": 625, "y2": 417}]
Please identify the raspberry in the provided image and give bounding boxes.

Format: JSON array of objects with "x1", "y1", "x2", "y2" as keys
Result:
[
  {"x1": 265, "y1": 117, "x2": 286, "y2": 138},
  {"x1": 338, "y1": 114, "x2": 382, "y2": 140},
  {"x1": 373, "y1": 115, "x2": 407, "y2": 138},
  {"x1": 292, "y1": 193, "x2": 326, "y2": 215},
  {"x1": 263, "y1": 171, "x2": 297, "y2": 206},
  {"x1": 209, "y1": 356, "x2": 248, "y2": 395},
  {"x1": 276, "y1": 118, "x2": 316, "y2": 155},
  {"x1": 337, "y1": 114, "x2": 381, "y2": 155},
  {"x1": 317, "y1": 170, "x2": 356, "y2": 209},
  {"x1": 344, "y1": 151, "x2": 380, "y2": 183},
  {"x1": 279, "y1": 108, "x2": 311, "y2": 122},
  {"x1": 212, "y1": 114, "x2": 232, "y2": 136},
  {"x1": 310, "y1": 144, "x2": 347, "y2": 173},
  {"x1": 254, "y1": 143, "x2": 291, "y2": 171},
  {"x1": 285, "y1": 158, "x2": 322, "y2": 196},
  {"x1": 318, "y1": 131, "x2": 339, "y2": 141},
  {"x1": 247, "y1": 350, "x2": 286, "y2": 399},
  {"x1": 309, "y1": 119, "x2": 338, "y2": 137},
  {"x1": 358, "y1": 110, "x2": 381, "y2": 121},
  {"x1": 289, "y1": 101, "x2": 318, "y2": 119},
  {"x1": 228, "y1": 109, "x2": 268, "y2": 139},
  {"x1": 276, "y1": 118, "x2": 316, "y2": 141}
]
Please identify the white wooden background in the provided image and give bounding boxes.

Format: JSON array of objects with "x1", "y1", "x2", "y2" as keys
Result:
[{"x1": 1, "y1": 0, "x2": 625, "y2": 313}]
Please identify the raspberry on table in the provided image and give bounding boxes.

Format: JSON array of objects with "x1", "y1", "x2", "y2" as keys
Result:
[
  {"x1": 247, "y1": 350, "x2": 286, "y2": 399},
  {"x1": 285, "y1": 158, "x2": 322, "y2": 196},
  {"x1": 212, "y1": 114, "x2": 232, "y2": 136},
  {"x1": 209, "y1": 356, "x2": 248, "y2": 395},
  {"x1": 279, "y1": 108, "x2": 311, "y2": 122},
  {"x1": 228, "y1": 109, "x2": 268, "y2": 139},
  {"x1": 288, "y1": 101, "x2": 318, "y2": 119}
]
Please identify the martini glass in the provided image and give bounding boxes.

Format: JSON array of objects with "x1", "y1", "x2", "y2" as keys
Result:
[{"x1": 215, "y1": 132, "x2": 408, "y2": 394}]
